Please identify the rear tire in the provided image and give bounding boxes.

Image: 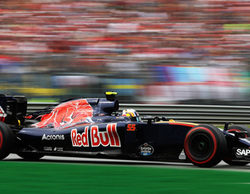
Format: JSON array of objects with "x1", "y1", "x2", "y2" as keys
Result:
[
  {"x1": 223, "y1": 125, "x2": 250, "y2": 166},
  {"x1": 0, "y1": 122, "x2": 14, "y2": 160},
  {"x1": 184, "y1": 125, "x2": 227, "y2": 167}
]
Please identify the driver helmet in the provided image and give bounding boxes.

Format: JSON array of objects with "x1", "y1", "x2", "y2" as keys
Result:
[{"x1": 122, "y1": 109, "x2": 140, "y2": 122}]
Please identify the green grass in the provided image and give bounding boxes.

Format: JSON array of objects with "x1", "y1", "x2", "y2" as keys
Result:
[{"x1": 0, "y1": 162, "x2": 250, "y2": 194}]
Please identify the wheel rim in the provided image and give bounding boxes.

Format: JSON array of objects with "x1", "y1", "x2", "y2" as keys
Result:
[{"x1": 188, "y1": 133, "x2": 214, "y2": 161}]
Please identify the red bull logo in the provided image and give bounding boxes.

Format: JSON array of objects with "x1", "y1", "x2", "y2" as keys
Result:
[{"x1": 71, "y1": 123, "x2": 121, "y2": 147}]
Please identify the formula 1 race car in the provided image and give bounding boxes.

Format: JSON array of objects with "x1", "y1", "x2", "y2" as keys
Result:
[{"x1": 0, "y1": 92, "x2": 250, "y2": 167}]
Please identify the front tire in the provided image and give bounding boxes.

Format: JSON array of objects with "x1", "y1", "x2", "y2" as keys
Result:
[{"x1": 184, "y1": 125, "x2": 227, "y2": 167}]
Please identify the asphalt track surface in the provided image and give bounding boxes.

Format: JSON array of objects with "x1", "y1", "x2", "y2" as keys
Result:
[
  {"x1": 4, "y1": 154, "x2": 250, "y2": 171},
  {"x1": 2, "y1": 154, "x2": 250, "y2": 194}
]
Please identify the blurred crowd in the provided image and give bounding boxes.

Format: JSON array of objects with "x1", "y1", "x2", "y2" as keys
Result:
[{"x1": 1, "y1": 0, "x2": 250, "y2": 104}]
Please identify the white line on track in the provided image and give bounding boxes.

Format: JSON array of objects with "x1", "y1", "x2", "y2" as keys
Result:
[{"x1": 4, "y1": 154, "x2": 250, "y2": 172}]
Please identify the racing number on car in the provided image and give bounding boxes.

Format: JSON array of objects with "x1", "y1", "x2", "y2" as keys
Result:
[{"x1": 127, "y1": 124, "x2": 136, "y2": 131}]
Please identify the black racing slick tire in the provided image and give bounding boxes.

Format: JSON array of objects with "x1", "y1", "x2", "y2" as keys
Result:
[
  {"x1": 184, "y1": 125, "x2": 227, "y2": 167},
  {"x1": 0, "y1": 122, "x2": 14, "y2": 160},
  {"x1": 223, "y1": 125, "x2": 250, "y2": 166}
]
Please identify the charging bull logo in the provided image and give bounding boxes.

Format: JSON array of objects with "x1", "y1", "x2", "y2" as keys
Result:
[
  {"x1": 34, "y1": 99, "x2": 93, "y2": 129},
  {"x1": 71, "y1": 123, "x2": 121, "y2": 147}
]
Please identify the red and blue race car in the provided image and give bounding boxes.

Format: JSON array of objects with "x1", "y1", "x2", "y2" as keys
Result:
[{"x1": 0, "y1": 92, "x2": 250, "y2": 167}]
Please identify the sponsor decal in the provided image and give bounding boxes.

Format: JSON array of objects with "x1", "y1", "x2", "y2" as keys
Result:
[
  {"x1": 236, "y1": 148, "x2": 250, "y2": 156},
  {"x1": 71, "y1": 123, "x2": 121, "y2": 147},
  {"x1": 42, "y1": 134, "x2": 65, "y2": 141},
  {"x1": 43, "y1": 147, "x2": 64, "y2": 151},
  {"x1": 53, "y1": 147, "x2": 63, "y2": 151},
  {"x1": 178, "y1": 149, "x2": 186, "y2": 160},
  {"x1": 44, "y1": 147, "x2": 53, "y2": 151},
  {"x1": 139, "y1": 143, "x2": 154, "y2": 156},
  {"x1": 71, "y1": 127, "x2": 89, "y2": 147}
]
